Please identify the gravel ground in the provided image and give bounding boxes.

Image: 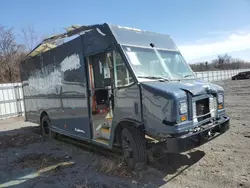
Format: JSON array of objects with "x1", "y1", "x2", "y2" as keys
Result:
[{"x1": 0, "y1": 79, "x2": 250, "y2": 188}]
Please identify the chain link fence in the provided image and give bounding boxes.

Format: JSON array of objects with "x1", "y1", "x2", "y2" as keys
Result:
[
  {"x1": 0, "y1": 83, "x2": 24, "y2": 120},
  {"x1": 194, "y1": 69, "x2": 250, "y2": 82}
]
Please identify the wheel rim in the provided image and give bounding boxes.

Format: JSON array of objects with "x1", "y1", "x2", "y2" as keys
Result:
[{"x1": 122, "y1": 136, "x2": 133, "y2": 159}]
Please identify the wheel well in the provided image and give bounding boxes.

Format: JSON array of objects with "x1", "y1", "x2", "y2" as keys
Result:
[
  {"x1": 40, "y1": 111, "x2": 48, "y2": 125},
  {"x1": 114, "y1": 121, "x2": 144, "y2": 146}
]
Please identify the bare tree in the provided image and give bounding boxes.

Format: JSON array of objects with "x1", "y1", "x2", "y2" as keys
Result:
[
  {"x1": 21, "y1": 24, "x2": 40, "y2": 51},
  {"x1": 0, "y1": 25, "x2": 25, "y2": 83},
  {"x1": 216, "y1": 54, "x2": 231, "y2": 69},
  {"x1": 41, "y1": 28, "x2": 65, "y2": 46},
  {"x1": 190, "y1": 54, "x2": 250, "y2": 72}
]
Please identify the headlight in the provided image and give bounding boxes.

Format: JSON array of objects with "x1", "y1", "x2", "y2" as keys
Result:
[
  {"x1": 218, "y1": 94, "x2": 224, "y2": 104},
  {"x1": 180, "y1": 101, "x2": 187, "y2": 114}
]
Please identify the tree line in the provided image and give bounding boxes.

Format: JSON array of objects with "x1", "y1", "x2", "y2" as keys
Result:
[
  {"x1": 189, "y1": 54, "x2": 250, "y2": 72},
  {"x1": 0, "y1": 25, "x2": 250, "y2": 83}
]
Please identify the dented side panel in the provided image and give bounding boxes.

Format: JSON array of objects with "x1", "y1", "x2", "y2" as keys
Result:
[{"x1": 141, "y1": 86, "x2": 174, "y2": 138}]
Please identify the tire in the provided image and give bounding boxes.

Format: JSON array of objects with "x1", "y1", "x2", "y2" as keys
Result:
[
  {"x1": 121, "y1": 127, "x2": 147, "y2": 170},
  {"x1": 41, "y1": 116, "x2": 56, "y2": 139}
]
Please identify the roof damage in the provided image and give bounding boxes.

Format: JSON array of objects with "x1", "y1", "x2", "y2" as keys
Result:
[{"x1": 23, "y1": 24, "x2": 95, "y2": 60}]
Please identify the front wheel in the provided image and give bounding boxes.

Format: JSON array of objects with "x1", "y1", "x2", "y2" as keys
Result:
[{"x1": 121, "y1": 127, "x2": 147, "y2": 170}]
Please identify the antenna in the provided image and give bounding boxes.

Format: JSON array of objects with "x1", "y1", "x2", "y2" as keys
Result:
[{"x1": 150, "y1": 43, "x2": 155, "y2": 48}]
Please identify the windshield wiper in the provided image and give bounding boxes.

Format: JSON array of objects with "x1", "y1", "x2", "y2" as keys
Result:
[
  {"x1": 183, "y1": 74, "x2": 195, "y2": 78},
  {"x1": 138, "y1": 76, "x2": 169, "y2": 81}
]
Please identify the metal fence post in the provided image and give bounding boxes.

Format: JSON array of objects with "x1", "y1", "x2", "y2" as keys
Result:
[
  {"x1": 14, "y1": 84, "x2": 21, "y2": 116},
  {"x1": 2, "y1": 85, "x2": 6, "y2": 119}
]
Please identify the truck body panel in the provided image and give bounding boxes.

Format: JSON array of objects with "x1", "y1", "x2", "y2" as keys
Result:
[{"x1": 20, "y1": 36, "x2": 91, "y2": 140}]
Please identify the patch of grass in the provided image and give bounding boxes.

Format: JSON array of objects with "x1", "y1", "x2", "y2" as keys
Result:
[{"x1": 93, "y1": 155, "x2": 146, "y2": 179}]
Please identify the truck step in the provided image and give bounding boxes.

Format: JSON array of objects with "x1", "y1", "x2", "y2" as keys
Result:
[
  {"x1": 93, "y1": 138, "x2": 109, "y2": 145},
  {"x1": 96, "y1": 127, "x2": 111, "y2": 140},
  {"x1": 100, "y1": 127, "x2": 110, "y2": 133},
  {"x1": 100, "y1": 127, "x2": 111, "y2": 140}
]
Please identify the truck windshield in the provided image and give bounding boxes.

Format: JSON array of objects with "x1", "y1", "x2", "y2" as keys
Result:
[{"x1": 122, "y1": 45, "x2": 195, "y2": 80}]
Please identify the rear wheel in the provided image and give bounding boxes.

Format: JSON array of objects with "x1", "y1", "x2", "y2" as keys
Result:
[
  {"x1": 41, "y1": 116, "x2": 56, "y2": 139},
  {"x1": 121, "y1": 127, "x2": 147, "y2": 170}
]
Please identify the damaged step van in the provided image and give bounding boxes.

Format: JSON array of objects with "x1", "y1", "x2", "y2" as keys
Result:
[{"x1": 20, "y1": 23, "x2": 230, "y2": 169}]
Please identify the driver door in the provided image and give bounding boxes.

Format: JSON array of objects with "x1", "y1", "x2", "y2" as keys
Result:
[{"x1": 111, "y1": 51, "x2": 142, "y2": 126}]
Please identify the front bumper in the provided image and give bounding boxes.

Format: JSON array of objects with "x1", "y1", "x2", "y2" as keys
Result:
[{"x1": 165, "y1": 115, "x2": 230, "y2": 153}]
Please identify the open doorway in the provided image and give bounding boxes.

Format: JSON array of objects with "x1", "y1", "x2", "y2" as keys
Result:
[{"x1": 87, "y1": 52, "x2": 114, "y2": 145}]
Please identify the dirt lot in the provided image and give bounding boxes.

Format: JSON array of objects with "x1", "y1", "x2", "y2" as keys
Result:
[{"x1": 0, "y1": 79, "x2": 250, "y2": 188}]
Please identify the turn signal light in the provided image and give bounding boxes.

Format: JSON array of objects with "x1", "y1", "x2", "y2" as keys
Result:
[
  {"x1": 218, "y1": 104, "x2": 223, "y2": 109},
  {"x1": 180, "y1": 115, "x2": 187, "y2": 121}
]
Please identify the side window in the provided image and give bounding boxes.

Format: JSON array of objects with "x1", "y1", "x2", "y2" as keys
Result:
[{"x1": 114, "y1": 51, "x2": 134, "y2": 87}]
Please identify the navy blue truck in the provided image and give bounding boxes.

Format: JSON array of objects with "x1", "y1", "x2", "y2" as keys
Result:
[{"x1": 20, "y1": 24, "x2": 230, "y2": 168}]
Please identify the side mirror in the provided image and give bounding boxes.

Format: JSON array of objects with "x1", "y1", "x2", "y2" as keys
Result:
[{"x1": 104, "y1": 78, "x2": 112, "y2": 86}]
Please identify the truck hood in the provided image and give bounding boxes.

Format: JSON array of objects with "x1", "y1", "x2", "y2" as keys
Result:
[{"x1": 140, "y1": 79, "x2": 224, "y2": 98}]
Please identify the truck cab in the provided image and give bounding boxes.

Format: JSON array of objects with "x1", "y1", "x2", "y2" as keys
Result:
[{"x1": 20, "y1": 23, "x2": 230, "y2": 169}]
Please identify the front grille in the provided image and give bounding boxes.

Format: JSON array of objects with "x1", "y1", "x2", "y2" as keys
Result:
[{"x1": 196, "y1": 98, "x2": 211, "y2": 122}]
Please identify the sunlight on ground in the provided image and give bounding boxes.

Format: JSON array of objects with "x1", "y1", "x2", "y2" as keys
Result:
[{"x1": 0, "y1": 161, "x2": 74, "y2": 188}]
